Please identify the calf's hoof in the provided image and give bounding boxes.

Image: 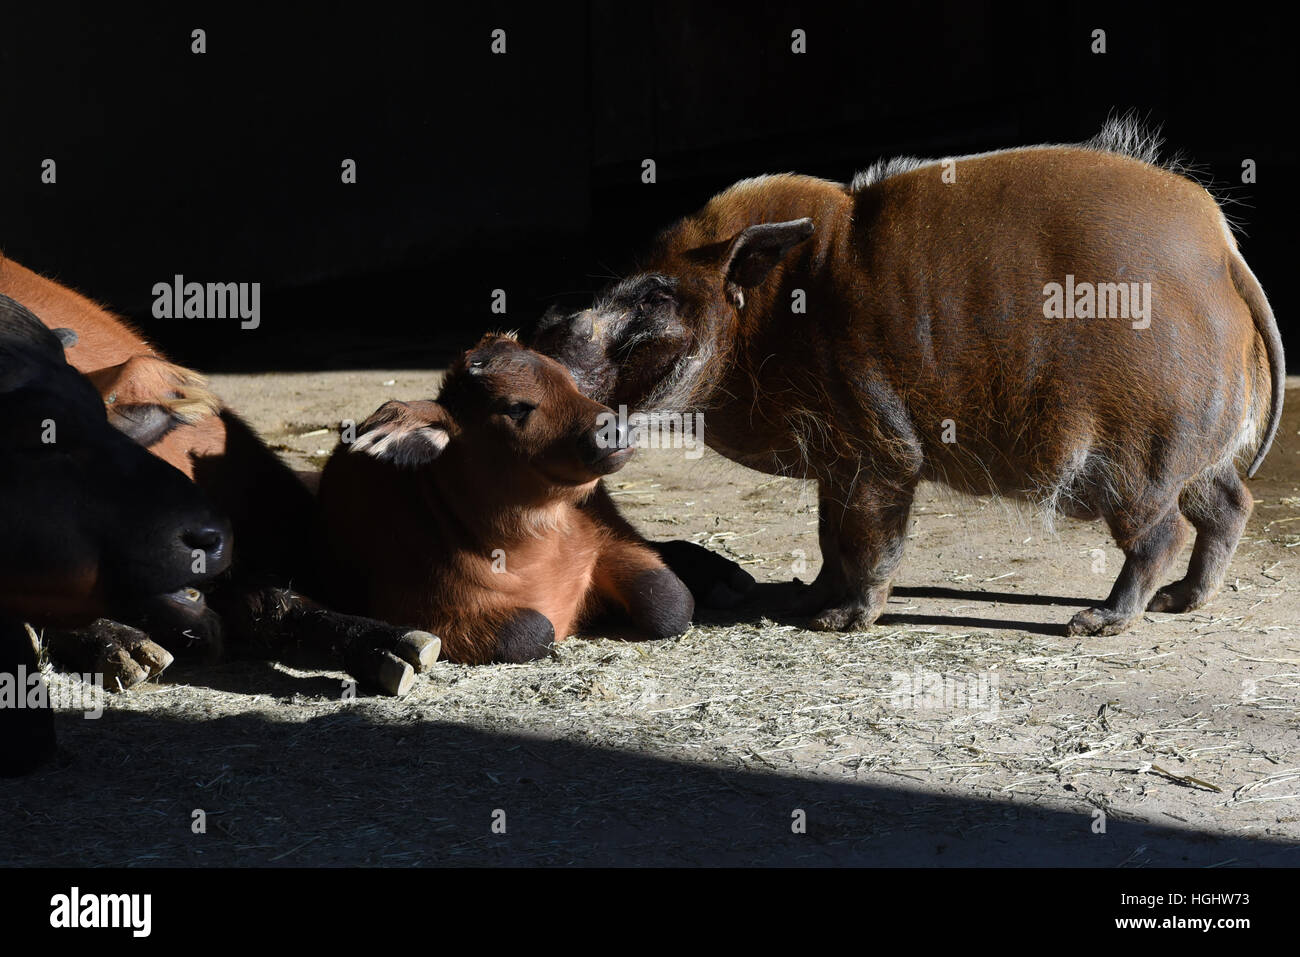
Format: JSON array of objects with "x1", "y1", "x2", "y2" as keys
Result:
[
  {"x1": 1066, "y1": 606, "x2": 1135, "y2": 636},
  {"x1": 354, "y1": 650, "x2": 416, "y2": 696},
  {"x1": 700, "y1": 564, "x2": 756, "y2": 608},
  {"x1": 653, "y1": 540, "x2": 755, "y2": 608},
  {"x1": 394, "y1": 630, "x2": 440, "y2": 672}
]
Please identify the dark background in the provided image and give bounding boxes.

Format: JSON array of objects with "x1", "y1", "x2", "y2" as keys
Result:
[{"x1": 1, "y1": 1, "x2": 1295, "y2": 370}]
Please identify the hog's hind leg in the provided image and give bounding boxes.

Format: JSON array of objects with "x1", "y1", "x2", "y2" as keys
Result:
[
  {"x1": 1068, "y1": 498, "x2": 1189, "y2": 636},
  {"x1": 1148, "y1": 468, "x2": 1253, "y2": 613}
]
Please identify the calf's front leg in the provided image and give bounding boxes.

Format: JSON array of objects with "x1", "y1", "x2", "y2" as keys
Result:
[{"x1": 594, "y1": 540, "x2": 694, "y2": 640}]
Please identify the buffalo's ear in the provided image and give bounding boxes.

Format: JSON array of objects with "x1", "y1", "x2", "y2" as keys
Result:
[
  {"x1": 349, "y1": 399, "x2": 452, "y2": 468},
  {"x1": 723, "y1": 218, "x2": 815, "y2": 292}
]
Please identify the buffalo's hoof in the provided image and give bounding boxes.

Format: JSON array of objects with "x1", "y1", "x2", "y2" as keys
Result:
[
  {"x1": 356, "y1": 650, "x2": 415, "y2": 696},
  {"x1": 1066, "y1": 607, "x2": 1133, "y2": 636},
  {"x1": 653, "y1": 540, "x2": 755, "y2": 608},
  {"x1": 46, "y1": 620, "x2": 175, "y2": 692},
  {"x1": 102, "y1": 638, "x2": 174, "y2": 691}
]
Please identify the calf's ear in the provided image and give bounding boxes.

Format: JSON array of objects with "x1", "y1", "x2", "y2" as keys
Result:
[
  {"x1": 723, "y1": 218, "x2": 815, "y2": 292},
  {"x1": 349, "y1": 399, "x2": 452, "y2": 468}
]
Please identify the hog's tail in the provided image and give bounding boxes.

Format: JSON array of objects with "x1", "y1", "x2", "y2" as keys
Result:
[{"x1": 1230, "y1": 252, "x2": 1284, "y2": 478}]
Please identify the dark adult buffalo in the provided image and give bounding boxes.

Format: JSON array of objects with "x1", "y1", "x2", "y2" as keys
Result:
[
  {"x1": 0, "y1": 295, "x2": 231, "y2": 774},
  {"x1": 533, "y1": 121, "x2": 1284, "y2": 637},
  {"x1": 0, "y1": 258, "x2": 439, "y2": 696}
]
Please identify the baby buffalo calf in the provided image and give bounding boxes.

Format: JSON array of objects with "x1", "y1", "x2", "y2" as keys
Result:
[{"x1": 318, "y1": 334, "x2": 694, "y2": 664}]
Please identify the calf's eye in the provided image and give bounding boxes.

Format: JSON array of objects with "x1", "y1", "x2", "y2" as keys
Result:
[{"x1": 501, "y1": 401, "x2": 536, "y2": 424}]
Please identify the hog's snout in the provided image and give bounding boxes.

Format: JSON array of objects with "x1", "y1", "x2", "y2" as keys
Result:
[{"x1": 568, "y1": 311, "x2": 594, "y2": 341}]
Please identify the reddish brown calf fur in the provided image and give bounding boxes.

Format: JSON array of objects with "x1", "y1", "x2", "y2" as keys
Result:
[
  {"x1": 318, "y1": 334, "x2": 694, "y2": 665},
  {"x1": 534, "y1": 122, "x2": 1284, "y2": 638}
]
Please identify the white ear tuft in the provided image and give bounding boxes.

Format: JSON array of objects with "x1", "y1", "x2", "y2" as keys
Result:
[{"x1": 351, "y1": 424, "x2": 448, "y2": 467}]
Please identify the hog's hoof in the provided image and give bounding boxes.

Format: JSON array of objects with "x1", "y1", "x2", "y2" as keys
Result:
[
  {"x1": 1066, "y1": 607, "x2": 1133, "y2": 637},
  {"x1": 809, "y1": 603, "x2": 880, "y2": 633},
  {"x1": 394, "y1": 631, "x2": 441, "y2": 672},
  {"x1": 1147, "y1": 582, "x2": 1211, "y2": 614}
]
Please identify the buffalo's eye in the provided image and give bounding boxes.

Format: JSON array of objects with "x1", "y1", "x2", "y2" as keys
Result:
[{"x1": 500, "y1": 401, "x2": 536, "y2": 424}]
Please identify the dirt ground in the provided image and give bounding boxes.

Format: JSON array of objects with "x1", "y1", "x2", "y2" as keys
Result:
[{"x1": 4, "y1": 370, "x2": 1299, "y2": 866}]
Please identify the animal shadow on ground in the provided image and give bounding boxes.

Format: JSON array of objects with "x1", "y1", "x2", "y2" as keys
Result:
[
  {"x1": 699, "y1": 580, "x2": 1090, "y2": 637},
  {"x1": 8, "y1": 707, "x2": 1297, "y2": 866}
]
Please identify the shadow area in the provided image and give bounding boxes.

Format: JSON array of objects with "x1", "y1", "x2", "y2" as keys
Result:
[
  {"x1": 695, "y1": 581, "x2": 1093, "y2": 638},
  {"x1": 5, "y1": 707, "x2": 1295, "y2": 867}
]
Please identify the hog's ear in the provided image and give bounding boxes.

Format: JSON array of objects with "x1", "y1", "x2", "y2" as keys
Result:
[
  {"x1": 349, "y1": 399, "x2": 452, "y2": 468},
  {"x1": 723, "y1": 218, "x2": 815, "y2": 292}
]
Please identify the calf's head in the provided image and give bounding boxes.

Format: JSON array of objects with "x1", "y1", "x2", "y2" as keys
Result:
[
  {"x1": 0, "y1": 296, "x2": 231, "y2": 628},
  {"x1": 532, "y1": 215, "x2": 815, "y2": 411},
  {"x1": 347, "y1": 334, "x2": 634, "y2": 502}
]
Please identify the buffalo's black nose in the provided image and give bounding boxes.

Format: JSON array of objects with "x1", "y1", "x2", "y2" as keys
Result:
[{"x1": 181, "y1": 524, "x2": 226, "y2": 555}]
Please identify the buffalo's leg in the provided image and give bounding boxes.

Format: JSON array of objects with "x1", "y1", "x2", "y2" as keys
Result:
[
  {"x1": 1069, "y1": 500, "x2": 1188, "y2": 636},
  {"x1": 1148, "y1": 469, "x2": 1253, "y2": 613},
  {"x1": 490, "y1": 608, "x2": 557, "y2": 663},
  {"x1": 215, "y1": 586, "x2": 439, "y2": 695},
  {"x1": 0, "y1": 619, "x2": 56, "y2": 776},
  {"x1": 594, "y1": 540, "x2": 695, "y2": 640},
  {"x1": 581, "y1": 484, "x2": 751, "y2": 608},
  {"x1": 808, "y1": 477, "x2": 917, "y2": 632},
  {"x1": 649, "y1": 539, "x2": 755, "y2": 608},
  {"x1": 44, "y1": 619, "x2": 175, "y2": 691}
]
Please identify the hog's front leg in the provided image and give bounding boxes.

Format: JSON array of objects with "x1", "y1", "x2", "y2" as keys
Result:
[{"x1": 807, "y1": 477, "x2": 917, "y2": 632}]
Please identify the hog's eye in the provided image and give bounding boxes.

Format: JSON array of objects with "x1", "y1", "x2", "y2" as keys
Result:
[
  {"x1": 636, "y1": 289, "x2": 674, "y2": 316},
  {"x1": 500, "y1": 401, "x2": 536, "y2": 424}
]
